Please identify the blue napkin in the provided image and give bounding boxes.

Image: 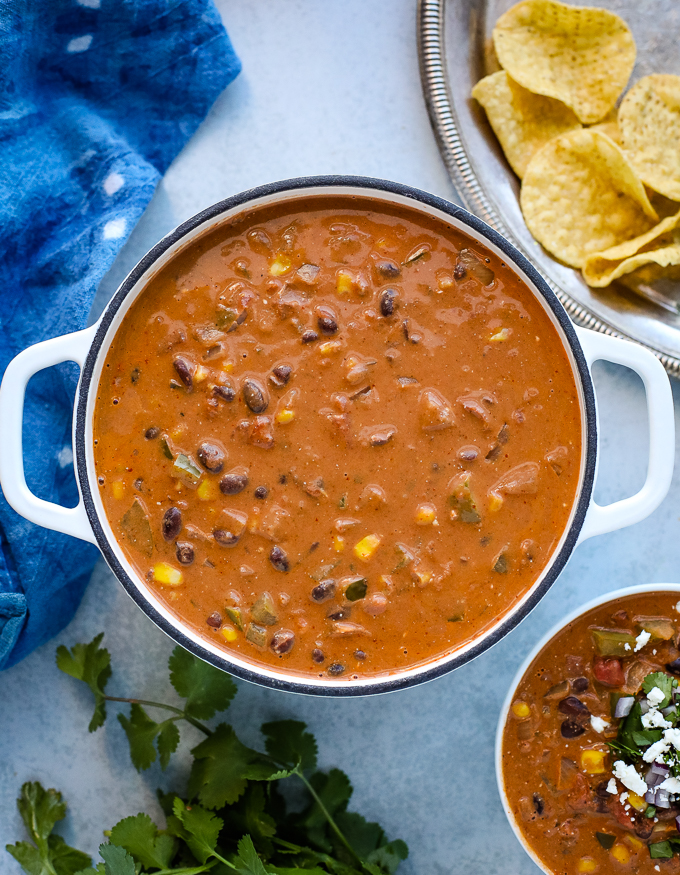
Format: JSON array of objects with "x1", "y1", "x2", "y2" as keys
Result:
[{"x1": 0, "y1": 0, "x2": 241, "y2": 670}]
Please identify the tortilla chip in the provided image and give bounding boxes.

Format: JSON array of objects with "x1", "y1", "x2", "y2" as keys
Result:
[
  {"x1": 589, "y1": 112, "x2": 623, "y2": 147},
  {"x1": 619, "y1": 74, "x2": 680, "y2": 201},
  {"x1": 520, "y1": 129, "x2": 658, "y2": 268},
  {"x1": 472, "y1": 71, "x2": 581, "y2": 178},
  {"x1": 582, "y1": 210, "x2": 680, "y2": 286},
  {"x1": 493, "y1": 0, "x2": 636, "y2": 125}
]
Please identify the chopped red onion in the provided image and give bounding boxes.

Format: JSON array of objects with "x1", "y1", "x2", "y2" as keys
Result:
[
  {"x1": 646, "y1": 768, "x2": 666, "y2": 787},
  {"x1": 645, "y1": 789, "x2": 658, "y2": 805},
  {"x1": 614, "y1": 697, "x2": 635, "y2": 719},
  {"x1": 652, "y1": 762, "x2": 671, "y2": 775},
  {"x1": 676, "y1": 815, "x2": 680, "y2": 833},
  {"x1": 662, "y1": 705, "x2": 676, "y2": 716},
  {"x1": 657, "y1": 789, "x2": 671, "y2": 809},
  {"x1": 640, "y1": 700, "x2": 651, "y2": 714}
]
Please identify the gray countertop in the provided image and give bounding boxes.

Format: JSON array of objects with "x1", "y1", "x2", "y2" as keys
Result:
[{"x1": 2, "y1": 3, "x2": 680, "y2": 873}]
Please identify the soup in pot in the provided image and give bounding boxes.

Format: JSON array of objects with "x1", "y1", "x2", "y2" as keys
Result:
[{"x1": 93, "y1": 195, "x2": 582, "y2": 679}]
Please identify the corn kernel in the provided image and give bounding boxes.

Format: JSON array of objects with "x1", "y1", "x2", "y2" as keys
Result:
[
  {"x1": 336, "y1": 269, "x2": 354, "y2": 295},
  {"x1": 412, "y1": 566, "x2": 432, "y2": 587},
  {"x1": 623, "y1": 833, "x2": 644, "y2": 851},
  {"x1": 111, "y1": 480, "x2": 126, "y2": 501},
  {"x1": 194, "y1": 364, "x2": 209, "y2": 383},
  {"x1": 580, "y1": 749, "x2": 607, "y2": 775},
  {"x1": 333, "y1": 534, "x2": 345, "y2": 553},
  {"x1": 610, "y1": 845, "x2": 630, "y2": 865},
  {"x1": 488, "y1": 493, "x2": 504, "y2": 512},
  {"x1": 627, "y1": 792, "x2": 646, "y2": 812},
  {"x1": 318, "y1": 340, "x2": 343, "y2": 356},
  {"x1": 153, "y1": 563, "x2": 183, "y2": 586},
  {"x1": 438, "y1": 276, "x2": 455, "y2": 291},
  {"x1": 269, "y1": 255, "x2": 292, "y2": 276},
  {"x1": 512, "y1": 701, "x2": 531, "y2": 719},
  {"x1": 221, "y1": 360, "x2": 234, "y2": 373},
  {"x1": 490, "y1": 327, "x2": 511, "y2": 342},
  {"x1": 577, "y1": 858, "x2": 597, "y2": 873},
  {"x1": 415, "y1": 503, "x2": 437, "y2": 525},
  {"x1": 276, "y1": 408, "x2": 296, "y2": 424},
  {"x1": 221, "y1": 625, "x2": 238, "y2": 643},
  {"x1": 197, "y1": 478, "x2": 217, "y2": 501},
  {"x1": 353, "y1": 534, "x2": 381, "y2": 562}
]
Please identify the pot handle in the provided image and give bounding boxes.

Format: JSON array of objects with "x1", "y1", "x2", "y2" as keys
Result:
[
  {"x1": 576, "y1": 328, "x2": 675, "y2": 544},
  {"x1": 0, "y1": 327, "x2": 98, "y2": 544}
]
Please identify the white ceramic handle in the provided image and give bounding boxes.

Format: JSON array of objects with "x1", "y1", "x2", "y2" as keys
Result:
[
  {"x1": 576, "y1": 327, "x2": 675, "y2": 543},
  {"x1": 0, "y1": 328, "x2": 98, "y2": 544}
]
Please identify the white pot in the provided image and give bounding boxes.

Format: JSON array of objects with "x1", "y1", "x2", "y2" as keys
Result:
[{"x1": 0, "y1": 177, "x2": 675, "y2": 695}]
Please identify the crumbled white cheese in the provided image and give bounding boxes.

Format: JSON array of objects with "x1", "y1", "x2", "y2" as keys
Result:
[
  {"x1": 666, "y1": 727, "x2": 680, "y2": 750},
  {"x1": 676, "y1": 601, "x2": 680, "y2": 613},
  {"x1": 659, "y1": 776, "x2": 680, "y2": 794},
  {"x1": 635, "y1": 630, "x2": 652, "y2": 652},
  {"x1": 647, "y1": 686, "x2": 666, "y2": 707},
  {"x1": 606, "y1": 778, "x2": 618, "y2": 794},
  {"x1": 656, "y1": 865, "x2": 661, "y2": 872},
  {"x1": 620, "y1": 791, "x2": 629, "y2": 805},
  {"x1": 613, "y1": 761, "x2": 648, "y2": 796},
  {"x1": 624, "y1": 643, "x2": 632, "y2": 651},
  {"x1": 644, "y1": 737, "x2": 672, "y2": 763},
  {"x1": 590, "y1": 715, "x2": 609, "y2": 733},
  {"x1": 642, "y1": 708, "x2": 673, "y2": 730},
  {"x1": 654, "y1": 649, "x2": 658, "y2": 656}
]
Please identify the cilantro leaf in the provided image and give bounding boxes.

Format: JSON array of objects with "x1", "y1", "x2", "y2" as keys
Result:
[
  {"x1": 108, "y1": 813, "x2": 177, "y2": 870},
  {"x1": 56, "y1": 634, "x2": 111, "y2": 732},
  {"x1": 189, "y1": 724, "x2": 270, "y2": 809},
  {"x1": 642, "y1": 672, "x2": 675, "y2": 708},
  {"x1": 48, "y1": 835, "x2": 92, "y2": 874},
  {"x1": 172, "y1": 798, "x2": 223, "y2": 864},
  {"x1": 650, "y1": 840, "x2": 674, "y2": 859},
  {"x1": 157, "y1": 720, "x2": 181, "y2": 770},
  {"x1": 234, "y1": 835, "x2": 271, "y2": 875},
  {"x1": 301, "y1": 768, "x2": 354, "y2": 851},
  {"x1": 333, "y1": 811, "x2": 385, "y2": 861},
  {"x1": 98, "y1": 843, "x2": 136, "y2": 875},
  {"x1": 366, "y1": 840, "x2": 409, "y2": 875},
  {"x1": 17, "y1": 782, "x2": 67, "y2": 848},
  {"x1": 5, "y1": 842, "x2": 43, "y2": 874},
  {"x1": 613, "y1": 702, "x2": 644, "y2": 761},
  {"x1": 262, "y1": 721, "x2": 318, "y2": 773},
  {"x1": 169, "y1": 646, "x2": 237, "y2": 720},
  {"x1": 632, "y1": 729, "x2": 663, "y2": 748},
  {"x1": 117, "y1": 705, "x2": 161, "y2": 772}
]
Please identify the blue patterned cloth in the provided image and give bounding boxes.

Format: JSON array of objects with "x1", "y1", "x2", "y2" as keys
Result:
[{"x1": 0, "y1": 0, "x2": 240, "y2": 670}]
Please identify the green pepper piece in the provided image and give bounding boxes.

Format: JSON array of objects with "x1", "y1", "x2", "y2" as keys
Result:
[
  {"x1": 591, "y1": 628, "x2": 637, "y2": 657},
  {"x1": 493, "y1": 553, "x2": 508, "y2": 574},
  {"x1": 216, "y1": 306, "x2": 238, "y2": 329},
  {"x1": 344, "y1": 578, "x2": 368, "y2": 602},
  {"x1": 251, "y1": 592, "x2": 278, "y2": 626},
  {"x1": 447, "y1": 614, "x2": 464, "y2": 623},
  {"x1": 310, "y1": 561, "x2": 340, "y2": 582},
  {"x1": 172, "y1": 453, "x2": 202, "y2": 486},
  {"x1": 634, "y1": 616, "x2": 675, "y2": 641},
  {"x1": 595, "y1": 833, "x2": 616, "y2": 850},
  {"x1": 225, "y1": 607, "x2": 244, "y2": 631},
  {"x1": 645, "y1": 805, "x2": 657, "y2": 818},
  {"x1": 160, "y1": 435, "x2": 174, "y2": 460},
  {"x1": 120, "y1": 497, "x2": 153, "y2": 558},
  {"x1": 245, "y1": 623, "x2": 267, "y2": 647},
  {"x1": 448, "y1": 473, "x2": 481, "y2": 524}
]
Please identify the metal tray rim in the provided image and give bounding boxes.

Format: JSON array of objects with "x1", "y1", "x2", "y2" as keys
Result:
[{"x1": 417, "y1": 0, "x2": 680, "y2": 378}]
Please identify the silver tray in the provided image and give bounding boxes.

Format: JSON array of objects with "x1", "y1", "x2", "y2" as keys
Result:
[{"x1": 418, "y1": 0, "x2": 680, "y2": 377}]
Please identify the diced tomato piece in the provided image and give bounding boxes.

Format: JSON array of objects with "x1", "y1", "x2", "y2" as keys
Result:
[
  {"x1": 612, "y1": 798, "x2": 636, "y2": 830},
  {"x1": 593, "y1": 656, "x2": 625, "y2": 687}
]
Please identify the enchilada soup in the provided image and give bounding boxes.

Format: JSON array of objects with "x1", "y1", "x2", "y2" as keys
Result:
[{"x1": 93, "y1": 196, "x2": 582, "y2": 679}]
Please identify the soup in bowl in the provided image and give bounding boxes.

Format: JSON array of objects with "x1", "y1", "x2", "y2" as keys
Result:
[{"x1": 0, "y1": 178, "x2": 674, "y2": 694}]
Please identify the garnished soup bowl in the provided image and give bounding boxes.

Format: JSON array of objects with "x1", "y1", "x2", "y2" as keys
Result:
[{"x1": 0, "y1": 177, "x2": 674, "y2": 695}]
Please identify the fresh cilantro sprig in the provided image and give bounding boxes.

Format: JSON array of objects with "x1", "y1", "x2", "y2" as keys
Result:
[{"x1": 6, "y1": 634, "x2": 407, "y2": 875}]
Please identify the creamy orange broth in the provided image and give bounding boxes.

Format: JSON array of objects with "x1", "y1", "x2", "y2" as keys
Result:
[{"x1": 93, "y1": 196, "x2": 581, "y2": 679}]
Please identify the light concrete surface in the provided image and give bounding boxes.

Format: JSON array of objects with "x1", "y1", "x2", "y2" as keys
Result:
[{"x1": 2, "y1": 3, "x2": 680, "y2": 874}]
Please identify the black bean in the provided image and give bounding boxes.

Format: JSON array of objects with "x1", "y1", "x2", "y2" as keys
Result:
[
  {"x1": 270, "y1": 364, "x2": 292, "y2": 388},
  {"x1": 173, "y1": 356, "x2": 194, "y2": 388},
  {"x1": 162, "y1": 507, "x2": 182, "y2": 541},
  {"x1": 667, "y1": 658, "x2": 680, "y2": 675},
  {"x1": 220, "y1": 470, "x2": 249, "y2": 495},
  {"x1": 532, "y1": 794, "x2": 544, "y2": 816},
  {"x1": 197, "y1": 441, "x2": 225, "y2": 473},
  {"x1": 270, "y1": 629, "x2": 295, "y2": 655},
  {"x1": 312, "y1": 648, "x2": 325, "y2": 664},
  {"x1": 176, "y1": 541, "x2": 195, "y2": 565},
  {"x1": 242, "y1": 378, "x2": 268, "y2": 414},
  {"x1": 376, "y1": 259, "x2": 401, "y2": 279},
  {"x1": 311, "y1": 579, "x2": 336, "y2": 603},
  {"x1": 206, "y1": 612, "x2": 222, "y2": 629},
  {"x1": 328, "y1": 663, "x2": 345, "y2": 676},
  {"x1": 269, "y1": 545, "x2": 290, "y2": 572},
  {"x1": 301, "y1": 330, "x2": 319, "y2": 344},
  {"x1": 213, "y1": 528, "x2": 241, "y2": 547},
  {"x1": 214, "y1": 383, "x2": 236, "y2": 402},
  {"x1": 327, "y1": 606, "x2": 351, "y2": 621},
  {"x1": 145, "y1": 426, "x2": 160, "y2": 440},
  {"x1": 379, "y1": 288, "x2": 398, "y2": 317},
  {"x1": 317, "y1": 309, "x2": 338, "y2": 335},
  {"x1": 459, "y1": 446, "x2": 478, "y2": 461},
  {"x1": 254, "y1": 486, "x2": 268, "y2": 499},
  {"x1": 354, "y1": 650, "x2": 366, "y2": 660},
  {"x1": 453, "y1": 262, "x2": 467, "y2": 281},
  {"x1": 558, "y1": 696, "x2": 590, "y2": 718},
  {"x1": 561, "y1": 719, "x2": 586, "y2": 739},
  {"x1": 595, "y1": 781, "x2": 611, "y2": 798},
  {"x1": 634, "y1": 821, "x2": 654, "y2": 840},
  {"x1": 572, "y1": 677, "x2": 589, "y2": 693}
]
